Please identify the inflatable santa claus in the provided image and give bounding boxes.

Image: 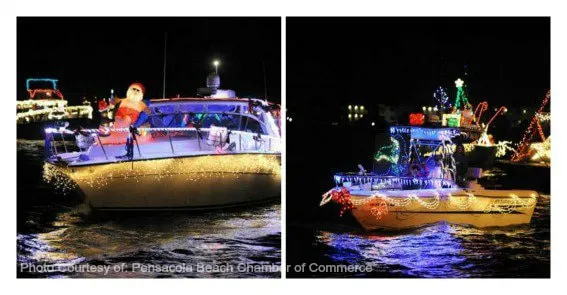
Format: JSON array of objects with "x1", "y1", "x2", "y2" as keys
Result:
[{"x1": 99, "y1": 82, "x2": 152, "y2": 145}]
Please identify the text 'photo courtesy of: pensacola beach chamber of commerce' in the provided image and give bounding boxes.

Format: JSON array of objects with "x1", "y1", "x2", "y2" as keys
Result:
[{"x1": 16, "y1": 16, "x2": 550, "y2": 279}]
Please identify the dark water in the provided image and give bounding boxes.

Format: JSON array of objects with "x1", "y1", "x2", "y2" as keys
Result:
[
  {"x1": 17, "y1": 140, "x2": 281, "y2": 278},
  {"x1": 286, "y1": 125, "x2": 550, "y2": 278}
]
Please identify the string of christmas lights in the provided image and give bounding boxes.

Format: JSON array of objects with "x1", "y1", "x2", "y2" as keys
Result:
[
  {"x1": 44, "y1": 154, "x2": 281, "y2": 192},
  {"x1": 17, "y1": 105, "x2": 93, "y2": 124},
  {"x1": 536, "y1": 112, "x2": 551, "y2": 122},
  {"x1": 321, "y1": 188, "x2": 537, "y2": 218},
  {"x1": 473, "y1": 102, "x2": 488, "y2": 125},
  {"x1": 511, "y1": 91, "x2": 550, "y2": 162},
  {"x1": 374, "y1": 137, "x2": 400, "y2": 164},
  {"x1": 433, "y1": 86, "x2": 451, "y2": 110},
  {"x1": 17, "y1": 99, "x2": 68, "y2": 110},
  {"x1": 333, "y1": 174, "x2": 458, "y2": 189}
]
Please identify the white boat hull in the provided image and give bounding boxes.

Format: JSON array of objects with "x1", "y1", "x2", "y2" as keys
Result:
[
  {"x1": 45, "y1": 153, "x2": 280, "y2": 210},
  {"x1": 327, "y1": 188, "x2": 537, "y2": 230}
]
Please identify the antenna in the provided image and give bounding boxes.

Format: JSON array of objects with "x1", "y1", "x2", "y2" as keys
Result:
[
  {"x1": 262, "y1": 61, "x2": 268, "y2": 102},
  {"x1": 213, "y1": 60, "x2": 220, "y2": 74},
  {"x1": 162, "y1": 32, "x2": 167, "y2": 99}
]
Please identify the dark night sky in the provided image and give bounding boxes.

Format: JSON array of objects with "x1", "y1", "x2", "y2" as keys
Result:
[
  {"x1": 287, "y1": 17, "x2": 550, "y2": 117},
  {"x1": 17, "y1": 17, "x2": 281, "y2": 104}
]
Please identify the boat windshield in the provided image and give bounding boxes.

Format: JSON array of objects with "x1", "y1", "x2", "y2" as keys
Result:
[{"x1": 148, "y1": 101, "x2": 275, "y2": 136}]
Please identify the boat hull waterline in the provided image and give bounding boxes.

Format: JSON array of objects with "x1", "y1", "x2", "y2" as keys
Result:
[
  {"x1": 322, "y1": 188, "x2": 537, "y2": 230},
  {"x1": 44, "y1": 153, "x2": 281, "y2": 210}
]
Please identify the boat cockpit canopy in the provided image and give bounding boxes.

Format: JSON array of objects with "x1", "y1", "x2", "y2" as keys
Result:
[{"x1": 146, "y1": 99, "x2": 280, "y2": 137}]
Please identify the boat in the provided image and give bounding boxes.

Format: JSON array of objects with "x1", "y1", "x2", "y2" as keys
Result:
[
  {"x1": 510, "y1": 91, "x2": 551, "y2": 166},
  {"x1": 17, "y1": 78, "x2": 93, "y2": 139},
  {"x1": 320, "y1": 125, "x2": 538, "y2": 230},
  {"x1": 42, "y1": 75, "x2": 281, "y2": 210},
  {"x1": 491, "y1": 91, "x2": 551, "y2": 193}
]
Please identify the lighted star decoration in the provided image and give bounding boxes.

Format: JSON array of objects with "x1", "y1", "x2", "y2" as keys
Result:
[{"x1": 455, "y1": 78, "x2": 464, "y2": 88}]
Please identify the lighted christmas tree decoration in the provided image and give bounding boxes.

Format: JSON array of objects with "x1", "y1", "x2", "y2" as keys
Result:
[
  {"x1": 454, "y1": 78, "x2": 472, "y2": 111},
  {"x1": 433, "y1": 86, "x2": 451, "y2": 110}
]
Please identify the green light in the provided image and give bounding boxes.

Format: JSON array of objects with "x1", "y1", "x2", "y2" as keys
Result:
[
  {"x1": 374, "y1": 137, "x2": 400, "y2": 165},
  {"x1": 454, "y1": 78, "x2": 470, "y2": 110}
]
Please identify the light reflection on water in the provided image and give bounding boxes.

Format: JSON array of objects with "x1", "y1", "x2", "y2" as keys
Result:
[
  {"x1": 312, "y1": 195, "x2": 549, "y2": 278},
  {"x1": 17, "y1": 140, "x2": 281, "y2": 278},
  {"x1": 18, "y1": 205, "x2": 281, "y2": 278}
]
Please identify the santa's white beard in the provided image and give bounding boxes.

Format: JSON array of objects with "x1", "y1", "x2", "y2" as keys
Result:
[{"x1": 126, "y1": 89, "x2": 144, "y2": 101}]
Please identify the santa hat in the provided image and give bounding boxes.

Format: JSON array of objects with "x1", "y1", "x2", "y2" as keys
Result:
[{"x1": 129, "y1": 82, "x2": 145, "y2": 94}]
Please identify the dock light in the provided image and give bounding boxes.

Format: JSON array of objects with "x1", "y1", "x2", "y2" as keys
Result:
[
  {"x1": 360, "y1": 114, "x2": 363, "y2": 118},
  {"x1": 348, "y1": 105, "x2": 352, "y2": 110},
  {"x1": 371, "y1": 122, "x2": 375, "y2": 126},
  {"x1": 428, "y1": 107, "x2": 432, "y2": 112},
  {"x1": 213, "y1": 60, "x2": 220, "y2": 73},
  {"x1": 422, "y1": 106, "x2": 426, "y2": 111},
  {"x1": 355, "y1": 105, "x2": 359, "y2": 110},
  {"x1": 361, "y1": 105, "x2": 365, "y2": 111},
  {"x1": 354, "y1": 114, "x2": 358, "y2": 118},
  {"x1": 348, "y1": 114, "x2": 352, "y2": 119}
]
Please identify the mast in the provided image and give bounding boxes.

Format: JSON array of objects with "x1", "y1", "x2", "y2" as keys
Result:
[
  {"x1": 162, "y1": 32, "x2": 167, "y2": 99},
  {"x1": 263, "y1": 61, "x2": 268, "y2": 102}
]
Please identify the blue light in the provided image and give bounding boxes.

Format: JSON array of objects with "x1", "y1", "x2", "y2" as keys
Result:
[
  {"x1": 316, "y1": 223, "x2": 470, "y2": 277},
  {"x1": 26, "y1": 78, "x2": 58, "y2": 90}
]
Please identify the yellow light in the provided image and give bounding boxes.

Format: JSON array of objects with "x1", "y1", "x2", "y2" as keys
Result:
[
  {"x1": 324, "y1": 190, "x2": 536, "y2": 214},
  {"x1": 17, "y1": 103, "x2": 93, "y2": 124},
  {"x1": 44, "y1": 154, "x2": 281, "y2": 192}
]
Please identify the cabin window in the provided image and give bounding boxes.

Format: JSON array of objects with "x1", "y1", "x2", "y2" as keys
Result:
[
  {"x1": 240, "y1": 116, "x2": 266, "y2": 134},
  {"x1": 206, "y1": 104, "x2": 239, "y2": 113}
]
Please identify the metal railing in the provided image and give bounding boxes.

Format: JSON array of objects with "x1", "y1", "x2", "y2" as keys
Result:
[
  {"x1": 333, "y1": 173, "x2": 458, "y2": 190},
  {"x1": 44, "y1": 126, "x2": 281, "y2": 161}
]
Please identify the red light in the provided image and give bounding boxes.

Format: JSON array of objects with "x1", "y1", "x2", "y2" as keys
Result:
[{"x1": 409, "y1": 113, "x2": 425, "y2": 126}]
